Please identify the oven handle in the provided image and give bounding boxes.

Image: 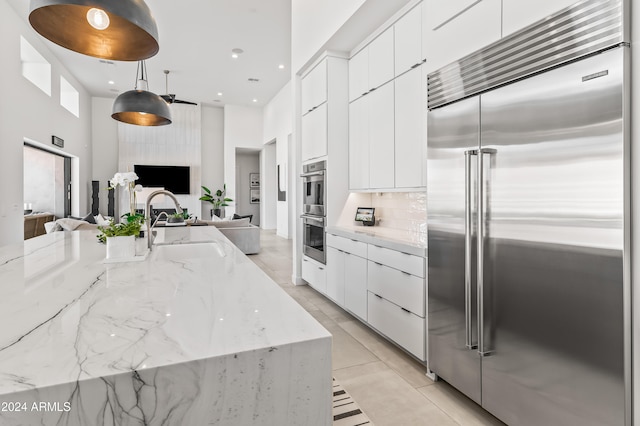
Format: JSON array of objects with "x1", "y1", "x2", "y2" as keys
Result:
[
  {"x1": 301, "y1": 215, "x2": 325, "y2": 226},
  {"x1": 300, "y1": 171, "x2": 325, "y2": 178}
]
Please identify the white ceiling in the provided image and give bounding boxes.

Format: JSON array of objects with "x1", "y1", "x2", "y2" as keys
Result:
[{"x1": 6, "y1": 0, "x2": 292, "y2": 108}]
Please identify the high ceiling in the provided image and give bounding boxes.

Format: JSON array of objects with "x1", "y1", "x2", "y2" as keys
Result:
[{"x1": 6, "y1": 0, "x2": 292, "y2": 107}]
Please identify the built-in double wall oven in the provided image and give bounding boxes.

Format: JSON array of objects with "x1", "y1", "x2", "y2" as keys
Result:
[{"x1": 301, "y1": 160, "x2": 326, "y2": 264}]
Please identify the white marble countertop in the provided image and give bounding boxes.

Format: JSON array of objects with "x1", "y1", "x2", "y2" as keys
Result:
[
  {"x1": 326, "y1": 225, "x2": 427, "y2": 257},
  {"x1": 0, "y1": 227, "x2": 331, "y2": 396}
]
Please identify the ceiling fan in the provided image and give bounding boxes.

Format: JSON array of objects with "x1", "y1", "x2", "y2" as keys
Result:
[{"x1": 161, "y1": 70, "x2": 197, "y2": 105}]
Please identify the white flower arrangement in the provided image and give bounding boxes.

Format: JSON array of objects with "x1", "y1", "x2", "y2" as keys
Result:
[
  {"x1": 109, "y1": 172, "x2": 139, "y2": 189},
  {"x1": 109, "y1": 172, "x2": 142, "y2": 217}
]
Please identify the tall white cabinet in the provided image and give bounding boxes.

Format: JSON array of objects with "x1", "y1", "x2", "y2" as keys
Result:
[{"x1": 348, "y1": 2, "x2": 427, "y2": 191}]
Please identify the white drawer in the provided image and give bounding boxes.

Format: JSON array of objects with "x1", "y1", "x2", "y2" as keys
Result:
[
  {"x1": 302, "y1": 256, "x2": 327, "y2": 294},
  {"x1": 368, "y1": 261, "x2": 424, "y2": 317},
  {"x1": 326, "y1": 234, "x2": 368, "y2": 258},
  {"x1": 367, "y1": 292, "x2": 425, "y2": 361},
  {"x1": 368, "y1": 244, "x2": 425, "y2": 277}
]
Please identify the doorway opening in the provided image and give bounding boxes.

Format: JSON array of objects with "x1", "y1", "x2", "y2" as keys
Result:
[{"x1": 23, "y1": 143, "x2": 73, "y2": 238}]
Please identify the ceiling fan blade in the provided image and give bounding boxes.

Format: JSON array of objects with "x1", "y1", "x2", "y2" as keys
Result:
[
  {"x1": 173, "y1": 99, "x2": 198, "y2": 105},
  {"x1": 160, "y1": 94, "x2": 175, "y2": 103}
]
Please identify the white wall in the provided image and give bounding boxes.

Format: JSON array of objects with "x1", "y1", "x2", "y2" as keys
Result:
[
  {"x1": 261, "y1": 143, "x2": 277, "y2": 230},
  {"x1": 263, "y1": 81, "x2": 293, "y2": 238},
  {"x1": 91, "y1": 97, "x2": 119, "y2": 215},
  {"x1": 223, "y1": 104, "x2": 264, "y2": 218},
  {"x1": 0, "y1": 0, "x2": 92, "y2": 246},
  {"x1": 235, "y1": 152, "x2": 261, "y2": 225},
  {"x1": 291, "y1": 0, "x2": 366, "y2": 72},
  {"x1": 200, "y1": 106, "x2": 225, "y2": 220}
]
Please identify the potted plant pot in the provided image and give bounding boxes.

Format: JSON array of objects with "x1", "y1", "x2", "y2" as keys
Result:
[
  {"x1": 106, "y1": 235, "x2": 136, "y2": 259},
  {"x1": 167, "y1": 216, "x2": 185, "y2": 224},
  {"x1": 212, "y1": 208, "x2": 222, "y2": 218}
]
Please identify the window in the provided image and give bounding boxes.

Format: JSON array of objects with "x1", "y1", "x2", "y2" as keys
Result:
[
  {"x1": 20, "y1": 36, "x2": 51, "y2": 96},
  {"x1": 60, "y1": 76, "x2": 80, "y2": 117}
]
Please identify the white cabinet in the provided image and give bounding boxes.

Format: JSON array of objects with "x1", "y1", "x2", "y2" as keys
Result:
[
  {"x1": 368, "y1": 292, "x2": 425, "y2": 360},
  {"x1": 348, "y1": 27, "x2": 394, "y2": 102},
  {"x1": 348, "y1": 96, "x2": 370, "y2": 190},
  {"x1": 326, "y1": 247, "x2": 345, "y2": 306},
  {"x1": 368, "y1": 261, "x2": 425, "y2": 317},
  {"x1": 344, "y1": 252, "x2": 368, "y2": 320},
  {"x1": 300, "y1": 56, "x2": 348, "y2": 164},
  {"x1": 302, "y1": 256, "x2": 327, "y2": 294},
  {"x1": 368, "y1": 27, "x2": 395, "y2": 90},
  {"x1": 348, "y1": 48, "x2": 369, "y2": 102},
  {"x1": 327, "y1": 235, "x2": 368, "y2": 318},
  {"x1": 394, "y1": 3, "x2": 424, "y2": 77},
  {"x1": 301, "y1": 61, "x2": 327, "y2": 115},
  {"x1": 424, "y1": 0, "x2": 502, "y2": 73},
  {"x1": 394, "y1": 65, "x2": 426, "y2": 188},
  {"x1": 368, "y1": 81, "x2": 395, "y2": 189},
  {"x1": 502, "y1": 0, "x2": 578, "y2": 37},
  {"x1": 301, "y1": 103, "x2": 327, "y2": 161}
]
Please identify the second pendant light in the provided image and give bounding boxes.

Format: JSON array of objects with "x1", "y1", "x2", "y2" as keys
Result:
[{"x1": 112, "y1": 61, "x2": 172, "y2": 126}]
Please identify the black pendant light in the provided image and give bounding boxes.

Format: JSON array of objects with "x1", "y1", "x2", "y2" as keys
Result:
[
  {"x1": 29, "y1": 0, "x2": 159, "y2": 61},
  {"x1": 112, "y1": 61, "x2": 172, "y2": 126}
]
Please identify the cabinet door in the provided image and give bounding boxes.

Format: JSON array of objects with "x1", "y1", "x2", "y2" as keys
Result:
[
  {"x1": 326, "y1": 247, "x2": 345, "y2": 306},
  {"x1": 344, "y1": 253, "x2": 367, "y2": 320},
  {"x1": 302, "y1": 257, "x2": 327, "y2": 294},
  {"x1": 348, "y1": 96, "x2": 370, "y2": 190},
  {"x1": 368, "y1": 27, "x2": 394, "y2": 90},
  {"x1": 502, "y1": 0, "x2": 578, "y2": 37},
  {"x1": 349, "y1": 48, "x2": 369, "y2": 102},
  {"x1": 301, "y1": 60, "x2": 328, "y2": 114},
  {"x1": 368, "y1": 82, "x2": 395, "y2": 189},
  {"x1": 394, "y1": 3, "x2": 423, "y2": 77},
  {"x1": 394, "y1": 65, "x2": 425, "y2": 188},
  {"x1": 424, "y1": 0, "x2": 501, "y2": 73},
  {"x1": 301, "y1": 103, "x2": 327, "y2": 162}
]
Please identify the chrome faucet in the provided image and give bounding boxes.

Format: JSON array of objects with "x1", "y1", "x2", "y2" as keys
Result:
[{"x1": 145, "y1": 190, "x2": 183, "y2": 250}]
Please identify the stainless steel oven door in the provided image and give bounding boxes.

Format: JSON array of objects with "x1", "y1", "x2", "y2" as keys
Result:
[
  {"x1": 301, "y1": 171, "x2": 325, "y2": 216},
  {"x1": 302, "y1": 215, "x2": 325, "y2": 264}
]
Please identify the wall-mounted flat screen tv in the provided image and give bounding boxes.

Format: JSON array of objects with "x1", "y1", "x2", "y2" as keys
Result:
[{"x1": 134, "y1": 165, "x2": 190, "y2": 194}]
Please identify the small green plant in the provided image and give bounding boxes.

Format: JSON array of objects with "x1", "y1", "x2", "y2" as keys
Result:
[
  {"x1": 97, "y1": 213, "x2": 144, "y2": 244},
  {"x1": 171, "y1": 211, "x2": 191, "y2": 220},
  {"x1": 199, "y1": 185, "x2": 233, "y2": 209}
]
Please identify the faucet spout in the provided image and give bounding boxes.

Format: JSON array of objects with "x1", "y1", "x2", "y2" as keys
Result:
[{"x1": 145, "y1": 190, "x2": 183, "y2": 250}]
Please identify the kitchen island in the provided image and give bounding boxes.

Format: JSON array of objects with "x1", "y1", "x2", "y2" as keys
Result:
[{"x1": 0, "y1": 227, "x2": 332, "y2": 425}]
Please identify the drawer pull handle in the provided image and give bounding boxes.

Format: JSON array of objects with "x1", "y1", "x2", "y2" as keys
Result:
[
  {"x1": 303, "y1": 259, "x2": 308, "y2": 262},
  {"x1": 401, "y1": 271, "x2": 411, "y2": 276},
  {"x1": 375, "y1": 262, "x2": 383, "y2": 266},
  {"x1": 350, "y1": 239, "x2": 358, "y2": 242},
  {"x1": 401, "y1": 307, "x2": 411, "y2": 314},
  {"x1": 374, "y1": 293, "x2": 383, "y2": 299},
  {"x1": 411, "y1": 63, "x2": 421, "y2": 69},
  {"x1": 319, "y1": 267, "x2": 324, "y2": 271}
]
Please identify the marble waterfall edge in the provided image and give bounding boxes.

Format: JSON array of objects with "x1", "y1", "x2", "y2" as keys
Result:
[{"x1": 0, "y1": 228, "x2": 332, "y2": 425}]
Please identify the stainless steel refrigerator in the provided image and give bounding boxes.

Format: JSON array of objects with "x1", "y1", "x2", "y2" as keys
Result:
[{"x1": 426, "y1": 1, "x2": 630, "y2": 425}]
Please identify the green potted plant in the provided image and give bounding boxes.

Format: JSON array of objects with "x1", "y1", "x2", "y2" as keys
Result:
[
  {"x1": 199, "y1": 184, "x2": 233, "y2": 218},
  {"x1": 167, "y1": 211, "x2": 191, "y2": 224},
  {"x1": 97, "y1": 214, "x2": 144, "y2": 259}
]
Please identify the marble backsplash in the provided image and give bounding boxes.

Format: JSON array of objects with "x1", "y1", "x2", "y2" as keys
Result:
[{"x1": 338, "y1": 191, "x2": 427, "y2": 235}]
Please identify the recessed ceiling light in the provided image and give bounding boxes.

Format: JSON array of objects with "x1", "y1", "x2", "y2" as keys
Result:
[
  {"x1": 108, "y1": 80, "x2": 115, "y2": 85},
  {"x1": 217, "y1": 92, "x2": 222, "y2": 96},
  {"x1": 231, "y1": 48, "x2": 244, "y2": 59},
  {"x1": 278, "y1": 64, "x2": 285, "y2": 69},
  {"x1": 252, "y1": 99, "x2": 258, "y2": 103}
]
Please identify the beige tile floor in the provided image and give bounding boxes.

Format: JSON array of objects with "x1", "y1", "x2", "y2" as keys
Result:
[{"x1": 249, "y1": 230, "x2": 505, "y2": 426}]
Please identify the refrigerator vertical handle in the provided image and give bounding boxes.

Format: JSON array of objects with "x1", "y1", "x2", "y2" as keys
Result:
[
  {"x1": 464, "y1": 150, "x2": 478, "y2": 350},
  {"x1": 477, "y1": 148, "x2": 496, "y2": 357}
]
